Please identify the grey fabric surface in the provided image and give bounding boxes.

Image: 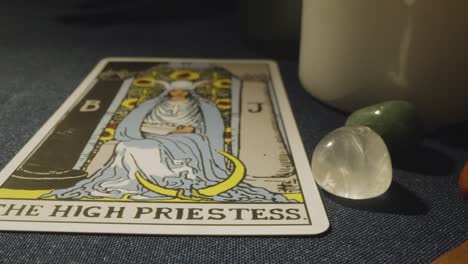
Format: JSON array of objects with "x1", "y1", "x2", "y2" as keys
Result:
[{"x1": 0, "y1": 2, "x2": 466, "y2": 263}]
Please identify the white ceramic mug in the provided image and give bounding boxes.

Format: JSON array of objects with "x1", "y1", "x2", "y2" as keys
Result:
[{"x1": 299, "y1": 0, "x2": 468, "y2": 127}]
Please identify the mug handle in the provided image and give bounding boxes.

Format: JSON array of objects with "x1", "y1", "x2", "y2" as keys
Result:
[{"x1": 389, "y1": 0, "x2": 417, "y2": 87}]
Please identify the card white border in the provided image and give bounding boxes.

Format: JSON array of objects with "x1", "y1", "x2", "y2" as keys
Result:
[{"x1": 0, "y1": 57, "x2": 329, "y2": 235}]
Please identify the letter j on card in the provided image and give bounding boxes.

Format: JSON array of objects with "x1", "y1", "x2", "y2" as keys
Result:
[{"x1": 0, "y1": 58, "x2": 329, "y2": 235}]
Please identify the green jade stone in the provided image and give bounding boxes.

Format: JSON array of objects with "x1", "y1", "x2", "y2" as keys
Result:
[{"x1": 346, "y1": 100, "x2": 423, "y2": 154}]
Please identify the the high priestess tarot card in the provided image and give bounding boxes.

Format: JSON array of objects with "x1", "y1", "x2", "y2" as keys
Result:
[{"x1": 0, "y1": 58, "x2": 329, "y2": 235}]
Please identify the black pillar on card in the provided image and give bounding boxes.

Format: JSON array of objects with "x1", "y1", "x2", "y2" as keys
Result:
[{"x1": 3, "y1": 80, "x2": 123, "y2": 190}]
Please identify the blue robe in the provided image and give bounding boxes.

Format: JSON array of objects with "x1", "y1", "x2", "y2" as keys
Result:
[{"x1": 45, "y1": 91, "x2": 289, "y2": 202}]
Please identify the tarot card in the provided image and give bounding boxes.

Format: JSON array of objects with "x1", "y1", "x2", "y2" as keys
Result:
[{"x1": 0, "y1": 58, "x2": 329, "y2": 235}]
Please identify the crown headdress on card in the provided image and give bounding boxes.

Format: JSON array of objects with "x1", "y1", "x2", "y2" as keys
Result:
[{"x1": 156, "y1": 80, "x2": 208, "y2": 91}]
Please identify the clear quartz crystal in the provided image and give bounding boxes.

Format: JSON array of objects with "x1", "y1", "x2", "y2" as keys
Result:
[{"x1": 311, "y1": 126, "x2": 392, "y2": 199}]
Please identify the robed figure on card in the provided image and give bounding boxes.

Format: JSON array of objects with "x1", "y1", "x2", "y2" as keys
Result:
[{"x1": 45, "y1": 80, "x2": 288, "y2": 202}]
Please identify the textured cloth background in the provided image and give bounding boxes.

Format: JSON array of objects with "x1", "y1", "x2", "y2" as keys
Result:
[{"x1": 0, "y1": 2, "x2": 466, "y2": 263}]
